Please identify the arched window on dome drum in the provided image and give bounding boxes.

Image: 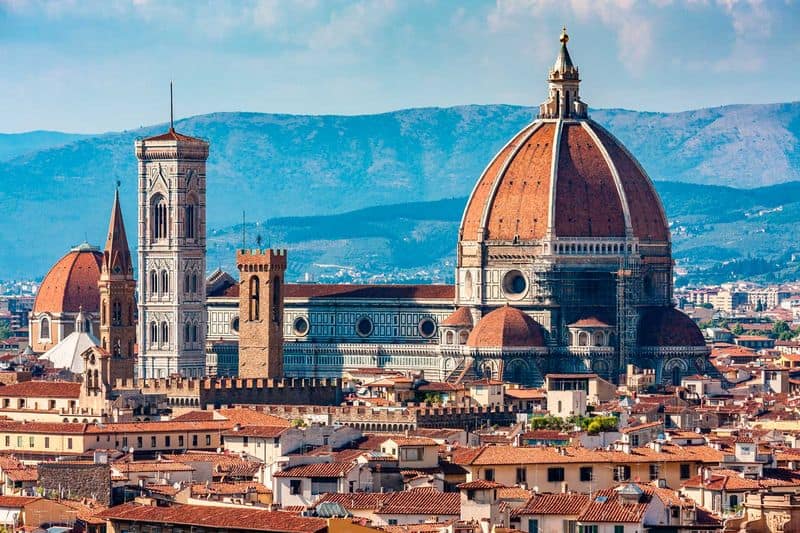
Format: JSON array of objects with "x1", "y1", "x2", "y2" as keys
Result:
[
  {"x1": 161, "y1": 270, "x2": 169, "y2": 294},
  {"x1": 185, "y1": 204, "x2": 196, "y2": 239},
  {"x1": 272, "y1": 276, "x2": 281, "y2": 324},
  {"x1": 578, "y1": 331, "x2": 589, "y2": 347},
  {"x1": 151, "y1": 195, "x2": 168, "y2": 241},
  {"x1": 150, "y1": 322, "x2": 158, "y2": 347},
  {"x1": 150, "y1": 270, "x2": 158, "y2": 297},
  {"x1": 249, "y1": 276, "x2": 260, "y2": 321},
  {"x1": 40, "y1": 317, "x2": 50, "y2": 340},
  {"x1": 445, "y1": 331, "x2": 454, "y2": 345},
  {"x1": 458, "y1": 330, "x2": 469, "y2": 344},
  {"x1": 593, "y1": 331, "x2": 605, "y2": 347},
  {"x1": 161, "y1": 322, "x2": 169, "y2": 347}
]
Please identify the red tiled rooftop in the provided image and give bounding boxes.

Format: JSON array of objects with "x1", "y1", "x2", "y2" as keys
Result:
[
  {"x1": 98, "y1": 503, "x2": 325, "y2": 533},
  {"x1": 33, "y1": 248, "x2": 102, "y2": 314},
  {"x1": 468, "y1": 306, "x2": 546, "y2": 348},
  {"x1": 274, "y1": 462, "x2": 355, "y2": 478},
  {"x1": 0, "y1": 381, "x2": 81, "y2": 399}
]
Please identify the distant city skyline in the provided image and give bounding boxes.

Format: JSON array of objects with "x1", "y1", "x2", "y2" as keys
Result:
[{"x1": 1, "y1": 0, "x2": 799, "y2": 133}]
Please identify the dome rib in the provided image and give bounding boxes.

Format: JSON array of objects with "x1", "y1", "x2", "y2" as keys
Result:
[
  {"x1": 589, "y1": 122, "x2": 670, "y2": 243},
  {"x1": 545, "y1": 119, "x2": 564, "y2": 238},
  {"x1": 581, "y1": 121, "x2": 632, "y2": 234},
  {"x1": 553, "y1": 123, "x2": 626, "y2": 238},
  {"x1": 459, "y1": 122, "x2": 537, "y2": 242},
  {"x1": 478, "y1": 121, "x2": 546, "y2": 240}
]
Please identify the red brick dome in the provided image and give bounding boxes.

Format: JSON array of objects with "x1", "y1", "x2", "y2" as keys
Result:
[
  {"x1": 441, "y1": 306, "x2": 473, "y2": 328},
  {"x1": 637, "y1": 307, "x2": 706, "y2": 347},
  {"x1": 33, "y1": 243, "x2": 103, "y2": 314},
  {"x1": 459, "y1": 120, "x2": 669, "y2": 245},
  {"x1": 467, "y1": 306, "x2": 546, "y2": 348}
]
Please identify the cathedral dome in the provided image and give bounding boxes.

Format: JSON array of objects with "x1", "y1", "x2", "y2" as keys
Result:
[
  {"x1": 33, "y1": 243, "x2": 103, "y2": 314},
  {"x1": 467, "y1": 306, "x2": 546, "y2": 348},
  {"x1": 459, "y1": 30, "x2": 669, "y2": 248},
  {"x1": 637, "y1": 307, "x2": 706, "y2": 347}
]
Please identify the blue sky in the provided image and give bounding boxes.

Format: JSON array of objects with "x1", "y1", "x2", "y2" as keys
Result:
[{"x1": 1, "y1": 0, "x2": 798, "y2": 133}]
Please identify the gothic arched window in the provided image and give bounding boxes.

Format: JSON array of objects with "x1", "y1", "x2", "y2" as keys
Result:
[
  {"x1": 191, "y1": 274, "x2": 198, "y2": 294},
  {"x1": 161, "y1": 270, "x2": 169, "y2": 294},
  {"x1": 150, "y1": 270, "x2": 158, "y2": 296},
  {"x1": 150, "y1": 322, "x2": 158, "y2": 347},
  {"x1": 151, "y1": 194, "x2": 168, "y2": 240},
  {"x1": 249, "y1": 276, "x2": 260, "y2": 321},
  {"x1": 185, "y1": 203, "x2": 196, "y2": 239},
  {"x1": 184, "y1": 274, "x2": 190, "y2": 294},
  {"x1": 161, "y1": 321, "x2": 169, "y2": 347},
  {"x1": 191, "y1": 323, "x2": 198, "y2": 343},
  {"x1": 184, "y1": 322, "x2": 191, "y2": 345}
]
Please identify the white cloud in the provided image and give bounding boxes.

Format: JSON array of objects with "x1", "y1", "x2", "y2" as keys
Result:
[{"x1": 486, "y1": 0, "x2": 655, "y2": 74}]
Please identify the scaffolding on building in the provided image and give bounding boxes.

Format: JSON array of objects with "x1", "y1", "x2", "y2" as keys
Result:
[{"x1": 616, "y1": 251, "x2": 641, "y2": 375}]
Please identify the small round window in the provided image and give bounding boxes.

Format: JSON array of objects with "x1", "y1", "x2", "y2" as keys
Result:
[
  {"x1": 231, "y1": 317, "x2": 240, "y2": 333},
  {"x1": 356, "y1": 316, "x2": 373, "y2": 337},
  {"x1": 293, "y1": 316, "x2": 310, "y2": 337},
  {"x1": 418, "y1": 317, "x2": 437, "y2": 338},
  {"x1": 502, "y1": 270, "x2": 528, "y2": 298}
]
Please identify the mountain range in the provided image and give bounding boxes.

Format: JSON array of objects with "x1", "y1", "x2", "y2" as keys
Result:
[{"x1": 1, "y1": 102, "x2": 799, "y2": 283}]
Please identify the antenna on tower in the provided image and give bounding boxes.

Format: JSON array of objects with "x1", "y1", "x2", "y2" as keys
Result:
[
  {"x1": 169, "y1": 81, "x2": 174, "y2": 131},
  {"x1": 241, "y1": 210, "x2": 246, "y2": 250}
]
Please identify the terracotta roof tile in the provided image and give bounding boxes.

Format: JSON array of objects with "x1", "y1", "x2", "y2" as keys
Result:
[
  {"x1": 98, "y1": 502, "x2": 325, "y2": 533},
  {"x1": 33, "y1": 248, "x2": 103, "y2": 314},
  {"x1": 441, "y1": 307, "x2": 474, "y2": 327},
  {"x1": 285, "y1": 284, "x2": 453, "y2": 300},
  {"x1": 274, "y1": 462, "x2": 355, "y2": 478},
  {"x1": 0, "y1": 381, "x2": 81, "y2": 398},
  {"x1": 514, "y1": 493, "x2": 591, "y2": 516},
  {"x1": 467, "y1": 306, "x2": 546, "y2": 348}
]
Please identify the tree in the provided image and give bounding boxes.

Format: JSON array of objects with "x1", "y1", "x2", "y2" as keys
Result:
[
  {"x1": 0, "y1": 323, "x2": 10, "y2": 341},
  {"x1": 731, "y1": 323, "x2": 744, "y2": 335}
]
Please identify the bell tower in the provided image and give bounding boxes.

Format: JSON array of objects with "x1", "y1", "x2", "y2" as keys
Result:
[
  {"x1": 135, "y1": 87, "x2": 209, "y2": 379},
  {"x1": 99, "y1": 187, "x2": 136, "y2": 383},
  {"x1": 236, "y1": 249, "x2": 286, "y2": 378}
]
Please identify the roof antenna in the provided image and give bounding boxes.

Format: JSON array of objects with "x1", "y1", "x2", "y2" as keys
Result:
[
  {"x1": 241, "y1": 210, "x2": 246, "y2": 250},
  {"x1": 170, "y1": 81, "x2": 174, "y2": 131}
]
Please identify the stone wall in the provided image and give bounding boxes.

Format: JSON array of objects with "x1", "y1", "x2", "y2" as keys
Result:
[{"x1": 37, "y1": 462, "x2": 111, "y2": 505}]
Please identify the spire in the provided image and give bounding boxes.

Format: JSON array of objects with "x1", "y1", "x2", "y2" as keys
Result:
[
  {"x1": 102, "y1": 184, "x2": 133, "y2": 278},
  {"x1": 553, "y1": 27, "x2": 575, "y2": 73},
  {"x1": 538, "y1": 27, "x2": 588, "y2": 120},
  {"x1": 169, "y1": 81, "x2": 174, "y2": 132}
]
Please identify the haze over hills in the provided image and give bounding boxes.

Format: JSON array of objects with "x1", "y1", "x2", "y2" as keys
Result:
[{"x1": 1, "y1": 102, "x2": 799, "y2": 282}]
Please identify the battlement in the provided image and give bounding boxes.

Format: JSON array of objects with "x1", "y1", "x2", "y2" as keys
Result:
[
  {"x1": 237, "y1": 249, "x2": 288, "y2": 271},
  {"x1": 113, "y1": 376, "x2": 341, "y2": 407},
  {"x1": 114, "y1": 376, "x2": 338, "y2": 392}
]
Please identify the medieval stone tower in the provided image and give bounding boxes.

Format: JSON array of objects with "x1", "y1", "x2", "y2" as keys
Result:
[
  {"x1": 135, "y1": 126, "x2": 209, "y2": 378},
  {"x1": 99, "y1": 188, "x2": 136, "y2": 383},
  {"x1": 236, "y1": 249, "x2": 287, "y2": 378}
]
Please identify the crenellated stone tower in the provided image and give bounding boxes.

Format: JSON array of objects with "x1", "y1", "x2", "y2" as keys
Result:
[
  {"x1": 135, "y1": 123, "x2": 209, "y2": 379},
  {"x1": 98, "y1": 187, "x2": 136, "y2": 382},
  {"x1": 236, "y1": 249, "x2": 287, "y2": 378}
]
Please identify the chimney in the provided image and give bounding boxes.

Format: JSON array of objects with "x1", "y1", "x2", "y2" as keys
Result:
[
  {"x1": 653, "y1": 441, "x2": 662, "y2": 453},
  {"x1": 561, "y1": 482, "x2": 569, "y2": 494}
]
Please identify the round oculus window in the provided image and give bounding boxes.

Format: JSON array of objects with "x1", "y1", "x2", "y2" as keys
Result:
[
  {"x1": 418, "y1": 317, "x2": 437, "y2": 338},
  {"x1": 356, "y1": 316, "x2": 374, "y2": 337},
  {"x1": 293, "y1": 316, "x2": 310, "y2": 336},
  {"x1": 231, "y1": 317, "x2": 240, "y2": 333},
  {"x1": 502, "y1": 270, "x2": 528, "y2": 297}
]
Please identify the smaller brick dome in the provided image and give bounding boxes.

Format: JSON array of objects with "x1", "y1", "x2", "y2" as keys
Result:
[
  {"x1": 637, "y1": 307, "x2": 706, "y2": 347},
  {"x1": 33, "y1": 243, "x2": 103, "y2": 314},
  {"x1": 441, "y1": 307, "x2": 473, "y2": 328},
  {"x1": 467, "y1": 306, "x2": 546, "y2": 348}
]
